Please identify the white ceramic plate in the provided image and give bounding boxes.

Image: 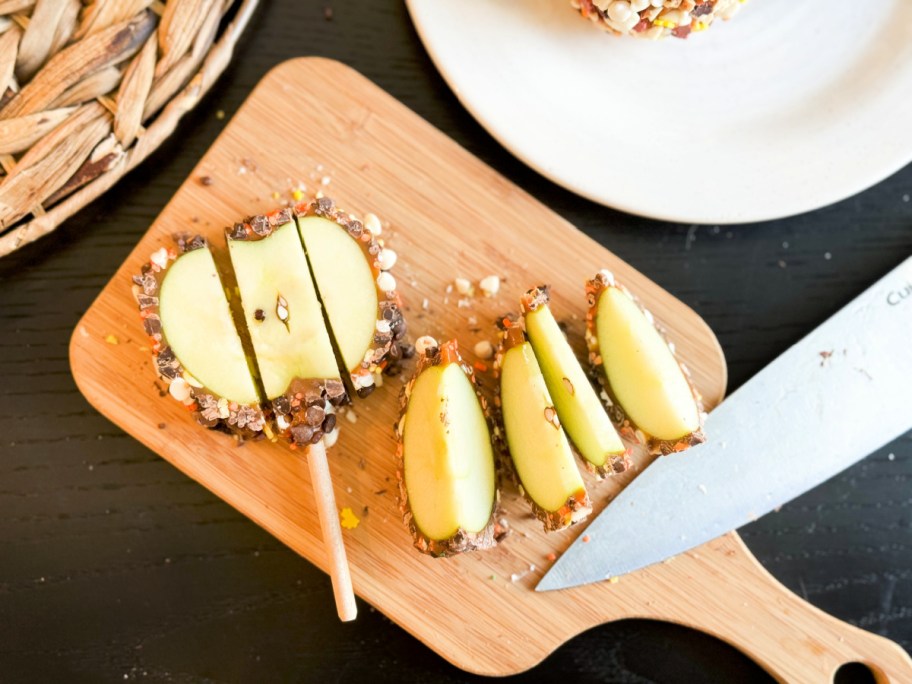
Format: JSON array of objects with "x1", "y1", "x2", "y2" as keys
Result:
[{"x1": 406, "y1": 0, "x2": 912, "y2": 224}]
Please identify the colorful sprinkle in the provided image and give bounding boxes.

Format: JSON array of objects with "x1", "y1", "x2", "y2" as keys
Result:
[{"x1": 340, "y1": 507, "x2": 360, "y2": 529}]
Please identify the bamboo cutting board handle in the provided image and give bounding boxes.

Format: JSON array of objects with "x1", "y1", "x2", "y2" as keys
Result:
[{"x1": 637, "y1": 533, "x2": 912, "y2": 682}]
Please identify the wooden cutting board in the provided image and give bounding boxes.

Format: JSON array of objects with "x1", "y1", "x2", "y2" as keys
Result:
[{"x1": 70, "y1": 58, "x2": 911, "y2": 681}]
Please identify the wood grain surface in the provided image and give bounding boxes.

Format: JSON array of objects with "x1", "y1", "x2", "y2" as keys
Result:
[
  {"x1": 2, "y1": 3, "x2": 911, "y2": 682},
  {"x1": 69, "y1": 57, "x2": 732, "y2": 676}
]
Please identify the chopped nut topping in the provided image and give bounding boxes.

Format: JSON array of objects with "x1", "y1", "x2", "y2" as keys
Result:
[
  {"x1": 376, "y1": 271, "x2": 396, "y2": 293},
  {"x1": 169, "y1": 377, "x2": 192, "y2": 403},
  {"x1": 473, "y1": 340, "x2": 494, "y2": 359},
  {"x1": 415, "y1": 335, "x2": 438, "y2": 356},
  {"x1": 479, "y1": 275, "x2": 500, "y2": 297},
  {"x1": 376, "y1": 248, "x2": 397, "y2": 270},
  {"x1": 363, "y1": 212, "x2": 382, "y2": 236},
  {"x1": 454, "y1": 277, "x2": 473, "y2": 296}
]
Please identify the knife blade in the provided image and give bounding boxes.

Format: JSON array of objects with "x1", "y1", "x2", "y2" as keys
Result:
[{"x1": 537, "y1": 255, "x2": 912, "y2": 592}]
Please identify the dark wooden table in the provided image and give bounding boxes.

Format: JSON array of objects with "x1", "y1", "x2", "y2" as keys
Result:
[{"x1": 2, "y1": 3, "x2": 910, "y2": 682}]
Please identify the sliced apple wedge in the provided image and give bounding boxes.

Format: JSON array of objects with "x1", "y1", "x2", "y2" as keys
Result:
[
  {"x1": 496, "y1": 325, "x2": 591, "y2": 531},
  {"x1": 586, "y1": 270, "x2": 705, "y2": 454},
  {"x1": 132, "y1": 235, "x2": 266, "y2": 436},
  {"x1": 396, "y1": 337, "x2": 502, "y2": 556},
  {"x1": 227, "y1": 209, "x2": 347, "y2": 445},
  {"x1": 521, "y1": 286, "x2": 629, "y2": 477},
  {"x1": 295, "y1": 198, "x2": 407, "y2": 396}
]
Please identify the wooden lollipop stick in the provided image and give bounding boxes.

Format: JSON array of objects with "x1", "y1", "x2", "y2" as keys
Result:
[{"x1": 305, "y1": 439, "x2": 357, "y2": 622}]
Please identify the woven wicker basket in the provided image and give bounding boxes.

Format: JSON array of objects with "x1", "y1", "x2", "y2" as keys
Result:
[{"x1": 0, "y1": 0, "x2": 259, "y2": 257}]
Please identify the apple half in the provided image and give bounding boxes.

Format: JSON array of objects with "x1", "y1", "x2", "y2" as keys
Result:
[
  {"x1": 586, "y1": 270, "x2": 705, "y2": 454},
  {"x1": 295, "y1": 198, "x2": 407, "y2": 397},
  {"x1": 396, "y1": 337, "x2": 503, "y2": 556},
  {"x1": 132, "y1": 235, "x2": 267, "y2": 437},
  {"x1": 495, "y1": 324, "x2": 591, "y2": 531},
  {"x1": 226, "y1": 209, "x2": 347, "y2": 445},
  {"x1": 521, "y1": 286, "x2": 629, "y2": 477}
]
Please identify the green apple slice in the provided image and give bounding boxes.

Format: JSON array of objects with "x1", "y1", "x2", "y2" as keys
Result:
[
  {"x1": 498, "y1": 330, "x2": 590, "y2": 531},
  {"x1": 227, "y1": 211, "x2": 347, "y2": 445},
  {"x1": 298, "y1": 215, "x2": 377, "y2": 376},
  {"x1": 397, "y1": 338, "x2": 499, "y2": 556},
  {"x1": 159, "y1": 247, "x2": 260, "y2": 404},
  {"x1": 295, "y1": 198, "x2": 407, "y2": 397},
  {"x1": 134, "y1": 237, "x2": 266, "y2": 436},
  {"x1": 587, "y1": 270, "x2": 704, "y2": 453},
  {"x1": 522, "y1": 287, "x2": 628, "y2": 476},
  {"x1": 228, "y1": 218, "x2": 340, "y2": 397}
]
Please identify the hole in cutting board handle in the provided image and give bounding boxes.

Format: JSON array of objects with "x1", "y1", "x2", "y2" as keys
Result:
[{"x1": 833, "y1": 662, "x2": 881, "y2": 684}]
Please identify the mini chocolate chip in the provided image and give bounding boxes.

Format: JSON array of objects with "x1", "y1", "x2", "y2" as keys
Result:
[
  {"x1": 290, "y1": 425, "x2": 314, "y2": 444},
  {"x1": 254, "y1": 308, "x2": 265, "y2": 321},
  {"x1": 273, "y1": 396, "x2": 291, "y2": 414},
  {"x1": 143, "y1": 316, "x2": 162, "y2": 336},
  {"x1": 276, "y1": 208, "x2": 293, "y2": 225},
  {"x1": 322, "y1": 413, "x2": 336, "y2": 433},
  {"x1": 197, "y1": 414, "x2": 219, "y2": 428},
  {"x1": 305, "y1": 404, "x2": 325, "y2": 425},
  {"x1": 611, "y1": 456, "x2": 629, "y2": 474},
  {"x1": 304, "y1": 388, "x2": 324, "y2": 407},
  {"x1": 324, "y1": 380, "x2": 346, "y2": 399},
  {"x1": 199, "y1": 175, "x2": 213, "y2": 186},
  {"x1": 250, "y1": 215, "x2": 270, "y2": 236},
  {"x1": 156, "y1": 360, "x2": 179, "y2": 378},
  {"x1": 357, "y1": 385, "x2": 375, "y2": 399},
  {"x1": 137, "y1": 295, "x2": 158, "y2": 309},
  {"x1": 229, "y1": 222, "x2": 247, "y2": 240},
  {"x1": 177, "y1": 234, "x2": 205, "y2": 252}
]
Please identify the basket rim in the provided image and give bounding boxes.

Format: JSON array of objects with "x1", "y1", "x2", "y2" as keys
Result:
[{"x1": 0, "y1": 0, "x2": 261, "y2": 258}]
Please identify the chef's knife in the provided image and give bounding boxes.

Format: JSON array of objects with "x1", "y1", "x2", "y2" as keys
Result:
[{"x1": 538, "y1": 255, "x2": 912, "y2": 592}]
